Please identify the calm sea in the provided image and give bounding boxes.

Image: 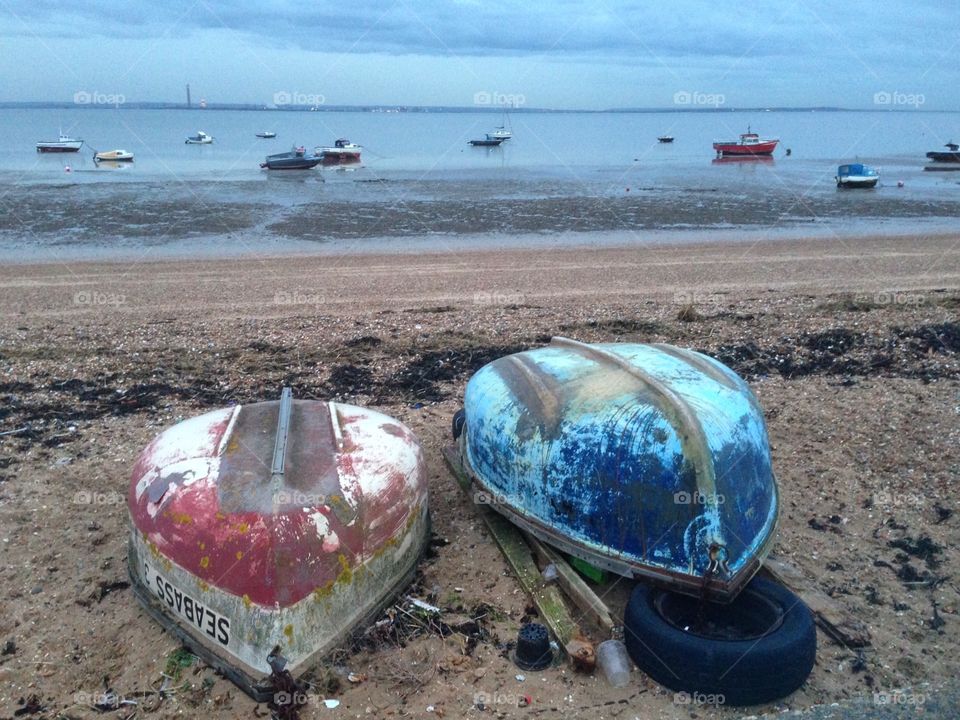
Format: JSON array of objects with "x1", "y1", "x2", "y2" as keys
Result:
[{"x1": 0, "y1": 107, "x2": 957, "y2": 259}]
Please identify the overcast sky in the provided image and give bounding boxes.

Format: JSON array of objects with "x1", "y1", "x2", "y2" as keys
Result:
[{"x1": 0, "y1": 1, "x2": 956, "y2": 110}]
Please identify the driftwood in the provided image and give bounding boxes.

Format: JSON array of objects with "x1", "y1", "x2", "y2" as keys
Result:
[
  {"x1": 763, "y1": 556, "x2": 872, "y2": 648},
  {"x1": 443, "y1": 444, "x2": 579, "y2": 650},
  {"x1": 523, "y1": 532, "x2": 617, "y2": 636}
]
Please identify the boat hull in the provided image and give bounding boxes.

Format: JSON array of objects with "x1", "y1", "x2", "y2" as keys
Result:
[
  {"x1": 95, "y1": 151, "x2": 134, "y2": 162},
  {"x1": 837, "y1": 177, "x2": 878, "y2": 188},
  {"x1": 925, "y1": 152, "x2": 960, "y2": 163},
  {"x1": 320, "y1": 152, "x2": 361, "y2": 164},
  {"x1": 128, "y1": 398, "x2": 429, "y2": 697},
  {"x1": 36, "y1": 143, "x2": 82, "y2": 153},
  {"x1": 713, "y1": 141, "x2": 778, "y2": 156},
  {"x1": 261, "y1": 158, "x2": 323, "y2": 169},
  {"x1": 459, "y1": 338, "x2": 779, "y2": 602}
]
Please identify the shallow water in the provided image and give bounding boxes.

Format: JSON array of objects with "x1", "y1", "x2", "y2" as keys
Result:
[{"x1": 1, "y1": 107, "x2": 958, "y2": 260}]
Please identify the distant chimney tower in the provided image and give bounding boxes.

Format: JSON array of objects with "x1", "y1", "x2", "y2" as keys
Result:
[{"x1": 186, "y1": 84, "x2": 192, "y2": 108}]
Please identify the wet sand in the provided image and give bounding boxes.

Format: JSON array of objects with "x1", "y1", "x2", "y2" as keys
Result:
[
  {"x1": 0, "y1": 233, "x2": 958, "y2": 719},
  {"x1": 2, "y1": 178, "x2": 960, "y2": 263}
]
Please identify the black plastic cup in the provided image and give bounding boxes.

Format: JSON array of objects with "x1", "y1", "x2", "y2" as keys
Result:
[{"x1": 513, "y1": 622, "x2": 553, "y2": 670}]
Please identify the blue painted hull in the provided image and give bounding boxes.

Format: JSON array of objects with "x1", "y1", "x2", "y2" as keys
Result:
[{"x1": 460, "y1": 337, "x2": 779, "y2": 602}]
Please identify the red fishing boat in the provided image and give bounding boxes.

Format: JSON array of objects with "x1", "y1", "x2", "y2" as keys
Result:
[{"x1": 713, "y1": 126, "x2": 779, "y2": 157}]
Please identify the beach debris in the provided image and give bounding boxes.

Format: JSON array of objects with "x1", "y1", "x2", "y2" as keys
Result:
[
  {"x1": 565, "y1": 638, "x2": 597, "y2": 674},
  {"x1": 888, "y1": 535, "x2": 943, "y2": 569},
  {"x1": 407, "y1": 597, "x2": 442, "y2": 615},
  {"x1": 515, "y1": 674, "x2": 525, "y2": 682},
  {"x1": 541, "y1": 564, "x2": 558, "y2": 583},
  {"x1": 13, "y1": 694, "x2": 45, "y2": 716},
  {"x1": 444, "y1": 446, "x2": 580, "y2": 651},
  {"x1": 677, "y1": 303, "x2": 701, "y2": 322},
  {"x1": 763, "y1": 557, "x2": 871, "y2": 648},
  {"x1": 323, "y1": 698, "x2": 340, "y2": 709},
  {"x1": 267, "y1": 648, "x2": 309, "y2": 720},
  {"x1": 346, "y1": 672, "x2": 366, "y2": 684},
  {"x1": 513, "y1": 623, "x2": 553, "y2": 671},
  {"x1": 526, "y1": 534, "x2": 615, "y2": 635},
  {"x1": 596, "y1": 639, "x2": 631, "y2": 688},
  {"x1": 77, "y1": 579, "x2": 130, "y2": 607},
  {"x1": 928, "y1": 600, "x2": 946, "y2": 631},
  {"x1": 164, "y1": 647, "x2": 197, "y2": 681}
]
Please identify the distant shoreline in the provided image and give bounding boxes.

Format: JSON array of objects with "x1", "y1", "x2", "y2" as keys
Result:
[{"x1": 2, "y1": 102, "x2": 959, "y2": 114}]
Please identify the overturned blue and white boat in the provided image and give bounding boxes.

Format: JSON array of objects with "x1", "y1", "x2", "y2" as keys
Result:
[{"x1": 456, "y1": 337, "x2": 779, "y2": 602}]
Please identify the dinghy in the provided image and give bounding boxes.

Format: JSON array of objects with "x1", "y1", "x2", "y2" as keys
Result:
[
  {"x1": 456, "y1": 337, "x2": 778, "y2": 602},
  {"x1": 128, "y1": 389, "x2": 429, "y2": 699}
]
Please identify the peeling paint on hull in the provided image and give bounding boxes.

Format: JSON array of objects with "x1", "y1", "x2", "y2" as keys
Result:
[
  {"x1": 461, "y1": 338, "x2": 778, "y2": 602},
  {"x1": 128, "y1": 398, "x2": 429, "y2": 697}
]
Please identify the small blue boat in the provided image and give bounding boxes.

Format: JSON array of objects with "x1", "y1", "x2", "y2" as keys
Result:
[
  {"x1": 836, "y1": 163, "x2": 879, "y2": 188},
  {"x1": 457, "y1": 337, "x2": 779, "y2": 602}
]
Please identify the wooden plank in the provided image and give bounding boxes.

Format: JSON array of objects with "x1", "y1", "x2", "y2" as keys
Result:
[
  {"x1": 443, "y1": 445, "x2": 579, "y2": 649},
  {"x1": 524, "y1": 532, "x2": 617, "y2": 635},
  {"x1": 763, "y1": 556, "x2": 871, "y2": 648}
]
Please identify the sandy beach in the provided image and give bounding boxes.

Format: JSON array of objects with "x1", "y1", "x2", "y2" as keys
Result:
[{"x1": 0, "y1": 232, "x2": 958, "y2": 719}]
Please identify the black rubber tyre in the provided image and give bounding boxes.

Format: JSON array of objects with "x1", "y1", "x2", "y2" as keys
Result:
[{"x1": 624, "y1": 575, "x2": 816, "y2": 706}]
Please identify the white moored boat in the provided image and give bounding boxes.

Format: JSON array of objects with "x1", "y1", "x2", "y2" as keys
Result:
[
  {"x1": 94, "y1": 149, "x2": 134, "y2": 162},
  {"x1": 36, "y1": 133, "x2": 84, "y2": 153},
  {"x1": 185, "y1": 130, "x2": 213, "y2": 144}
]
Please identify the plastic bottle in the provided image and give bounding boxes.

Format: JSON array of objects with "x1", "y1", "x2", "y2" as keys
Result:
[{"x1": 596, "y1": 639, "x2": 631, "y2": 688}]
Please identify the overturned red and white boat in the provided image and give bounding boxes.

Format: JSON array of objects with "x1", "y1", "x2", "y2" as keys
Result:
[
  {"x1": 127, "y1": 389, "x2": 429, "y2": 699},
  {"x1": 713, "y1": 126, "x2": 779, "y2": 157}
]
